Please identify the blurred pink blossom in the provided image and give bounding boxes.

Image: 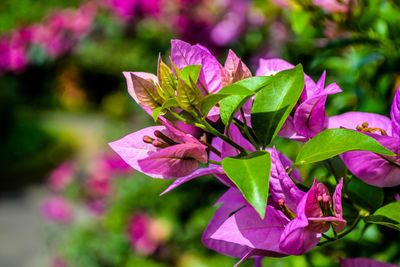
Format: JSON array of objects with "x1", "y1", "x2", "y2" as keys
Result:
[
  {"x1": 40, "y1": 196, "x2": 73, "y2": 223},
  {"x1": 105, "y1": 0, "x2": 162, "y2": 21},
  {"x1": 313, "y1": 0, "x2": 349, "y2": 13},
  {"x1": 48, "y1": 161, "x2": 76, "y2": 192},
  {"x1": 127, "y1": 212, "x2": 171, "y2": 255}
]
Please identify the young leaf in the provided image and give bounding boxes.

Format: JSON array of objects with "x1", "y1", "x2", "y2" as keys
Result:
[
  {"x1": 295, "y1": 128, "x2": 396, "y2": 165},
  {"x1": 181, "y1": 65, "x2": 202, "y2": 85},
  {"x1": 222, "y1": 151, "x2": 271, "y2": 219},
  {"x1": 365, "y1": 201, "x2": 400, "y2": 231},
  {"x1": 251, "y1": 64, "x2": 305, "y2": 148},
  {"x1": 158, "y1": 61, "x2": 177, "y2": 98},
  {"x1": 176, "y1": 77, "x2": 203, "y2": 112},
  {"x1": 130, "y1": 73, "x2": 164, "y2": 109},
  {"x1": 219, "y1": 76, "x2": 273, "y2": 126}
]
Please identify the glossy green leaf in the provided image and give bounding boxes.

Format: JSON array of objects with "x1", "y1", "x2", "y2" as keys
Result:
[
  {"x1": 222, "y1": 151, "x2": 271, "y2": 219},
  {"x1": 201, "y1": 84, "x2": 255, "y2": 115},
  {"x1": 220, "y1": 76, "x2": 273, "y2": 126},
  {"x1": 364, "y1": 215, "x2": 400, "y2": 231},
  {"x1": 365, "y1": 202, "x2": 400, "y2": 231},
  {"x1": 180, "y1": 65, "x2": 201, "y2": 85},
  {"x1": 251, "y1": 64, "x2": 304, "y2": 148},
  {"x1": 347, "y1": 176, "x2": 384, "y2": 212},
  {"x1": 374, "y1": 201, "x2": 400, "y2": 223},
  {"x1": 152, "y1": 99, "x2": 179, "y2": 122},
  {"x1": 295, "y1": 128, "x2": 396, "y2": 165},
  {"x1": 152, "y1": 107, "x2": 163, "y2": 122}
]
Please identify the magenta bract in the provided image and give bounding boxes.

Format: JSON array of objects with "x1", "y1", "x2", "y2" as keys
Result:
[{"x1": 109, "y1": 121, "x2": 207, "y2": 179}]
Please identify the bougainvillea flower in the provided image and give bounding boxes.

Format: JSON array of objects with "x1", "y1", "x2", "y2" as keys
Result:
[
  {"x1": 327, "y1": 87, "x2": 400, "y2": 187},
  {"x1": 40, "y1": 196, "x2": 73, "y2": 223},
  {"x1": 279, "y1": 178, "x2": 346, "y2": 255},
  {"x1": 204, "y1": 150, "x2": 345, "y2": 264},
  {"x1": 109, "y1": 120, "x2": 207, "y2": 179},
  {"x1": 171, "y1": 39, "x2": 223, "y2": 95},
  {"x1": 171, "y1": 40, "x2": 252, "y2": 121},
  {"x1": 256, "y1": 58, "x2": 342, "y2": 141},
  {"x1": 340, "y1": 258, "x2": 400, "y2": 267}
]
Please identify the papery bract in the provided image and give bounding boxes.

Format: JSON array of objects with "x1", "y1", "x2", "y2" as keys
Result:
[{"x1": 109, "y1": 121, "x2": 207, "y2": 179}]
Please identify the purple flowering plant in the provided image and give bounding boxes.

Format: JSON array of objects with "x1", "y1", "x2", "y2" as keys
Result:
[{"x1": 110, "y1": 39, "x2": 400, "y2": 266}]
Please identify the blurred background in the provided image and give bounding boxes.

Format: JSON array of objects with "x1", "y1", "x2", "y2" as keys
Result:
[{"x1": 0, "y1": 0, "x2": 399, "y2": 266}]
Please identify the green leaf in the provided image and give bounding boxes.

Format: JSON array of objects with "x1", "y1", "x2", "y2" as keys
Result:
[
  {"x1": 220, "y1": 76, "x2": 273, "y2": 126},
  {"x1": 152, "y1": 99, "x2": 179, "y2": 122},
  {"x1": 295, "y1": 128, "x2": 396, "y2": 165},
  {"x1": 201, "y1": 84, "x2": 255, "y2": 116},
  {"x1": 364, "y1": 215, "x2": 400, "y2": 231},
  {"x1": 365, "y1": 202, "x2": 400, "y2": 231},
  {"x1": 181, "y1": 65, "x2": 201, "y2": 85},
  {"x1": 347, "y1": 176, "x2": 384, "y2": 212},
  {"x1": 222, "y1": 151, "x2": 271, "y2": 219},
  {"x1": 374, "y1": 201, "x2": 400, "y2": 223},
  {"x1": 251, "y1": 64, "x2": 304, "y2": 148},
  {"x1": 176, "y1": 77, "x2": 203, "y2": 112},
  {"x1": 152, "y1": 107, "x2": 163, "y2": 122}
]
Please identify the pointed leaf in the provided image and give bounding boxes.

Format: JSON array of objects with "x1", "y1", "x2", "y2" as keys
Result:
[
  {"x1": 201, "y1": 84, "x2": 256, "y2": 115},
  {"x1": 181, "y1": 65, "x2": 202, "y2": 85},
  {"x1": 130, "y1": 73, "x2": 164, "y2": 109},
  {"x1": 220, "y1": 76, "x2": 273, "y2": 126},
  {"x1": 158, "y1": 61, "x2": 177, "y2": 98},
  {"x1": 176, "y1": 77, "x2": 203, "y2": 112},
  {"x1": 222, "y1": 151, "x2": 271, "y2": 219},
  {"x1": 251, "y1": 64, "x2": 305, "y2": 147},
  {"x1": 295, "y1": 128, "x2": 396, "y2": 165},
  {"x1": 365, "y1": 201, "x2": 400, "y2": 231}
]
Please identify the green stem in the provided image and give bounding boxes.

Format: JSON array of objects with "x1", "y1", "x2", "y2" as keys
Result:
[
  {"x1": 208, "y1": 160, "x2": 222, "y2": 165},
  {"x1": 201, "y1": 118, "x2": 249, "y2": 155},
  {"x1": 325, "y1": 158, "x2": 340, "y2": 184},
  {"x1": 239, "y1": 108, "x2": 259, "y2": 150},
  {"x1": 317, "y1": 213, "x2": 363, "y2": 246},
  {"x1": 169, "y1": 109, "x2": 249, "y2": 155}
]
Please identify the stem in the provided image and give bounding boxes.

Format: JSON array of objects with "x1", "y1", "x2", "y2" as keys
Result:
[
  {"x1": 239, "y1": 108, "x2": 259, "y2": 150},
  {"x1": 208, "y1": 160, "x2": 222, "y2": 165},
  {"x1": 317, "y1": 213, "x2": 363, "y2": 246},
  {"x1": 325, "y1": 158, "x2": 340, "y2": 184},
  {"x1": 201, "y1": 118, "x2": 249, "y2": 155},
  {"x1": 168, "y1": 109, "x2": 249, "y2": 155},
  {"x1": 321, "y1": 233, "x2": 335, "y2": 241}
]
